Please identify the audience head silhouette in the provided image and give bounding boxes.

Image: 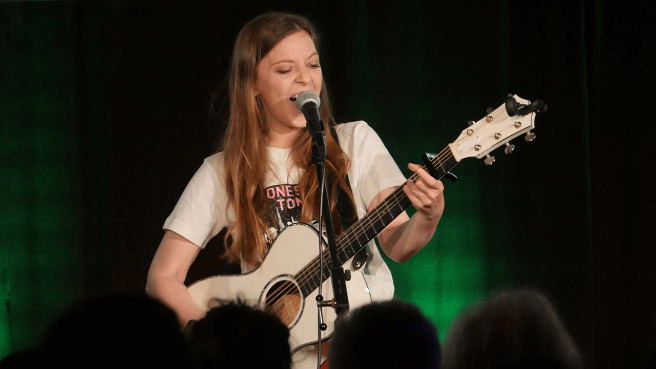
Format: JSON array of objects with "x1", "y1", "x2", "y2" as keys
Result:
[
  {"x1": 41, "y1": 294, "x2": 194, "y2": 368},
  {"x1": 442, "y1": 287, "x2": 583, "y2": 369},
  {"x1": 328, "y1": 299, "x2": 440, "y2": 369},
  {"x1": 189, "y1": 299, "x2": 291, "y2": 369}
]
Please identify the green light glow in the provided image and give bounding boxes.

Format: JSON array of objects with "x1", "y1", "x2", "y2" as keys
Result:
[
  {"x1": 385, "y1": 171, "x2": 488, "y2": 342},
  {"x1": 1, "y1": 3, "x2": 86, "y2": 357}
]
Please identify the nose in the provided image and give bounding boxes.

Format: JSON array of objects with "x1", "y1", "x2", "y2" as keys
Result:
[{"x1": 295, "y1": 66, "x2": 312, "y2": 85}]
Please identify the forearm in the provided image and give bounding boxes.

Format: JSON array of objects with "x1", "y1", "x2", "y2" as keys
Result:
[
  {"x1": 146, "y1": 274, "x2": 205, "y2": 328},
  {"x1": 146, "y1": 230, "x2": 205, "y2": 328},
  {"x1": 378, "y1": 210, "x2": 441, "y2": 263}
]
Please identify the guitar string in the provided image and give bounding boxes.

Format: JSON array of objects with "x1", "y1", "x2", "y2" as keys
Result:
[
  {"x1": 297, "y1": 146, "x2": 453, "y2": 281},
  {"x1": 263, "y1": 148, "x2": 454, "y2": 308},
  {"x1": 262, "y1": 147, "x2": 454, "y2": 308},
  {"x1": 307, "y1": 146, "x2": 452, "y2": 272},
  {"x1": 263, "y1": 149, "x2": 453, "y2": 310}
]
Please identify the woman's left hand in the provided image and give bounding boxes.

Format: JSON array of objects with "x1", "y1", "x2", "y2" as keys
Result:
[{"x1": 403, "y1": 163, "x2": 445, "y2": 221}]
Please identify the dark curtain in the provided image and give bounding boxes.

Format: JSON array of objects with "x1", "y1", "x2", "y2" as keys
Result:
[{"x1": 1, "y1": 1, "x2": 654, "y2": 368}]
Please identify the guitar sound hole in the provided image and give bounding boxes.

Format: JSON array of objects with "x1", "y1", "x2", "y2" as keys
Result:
[{"x1": 265, "y1": 280, "x2": 301, "y2": 327}]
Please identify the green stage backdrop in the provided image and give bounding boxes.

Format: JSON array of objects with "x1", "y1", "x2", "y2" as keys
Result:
[{"x1": 1, "y1": 1, "x2": 654, "y2": 368}]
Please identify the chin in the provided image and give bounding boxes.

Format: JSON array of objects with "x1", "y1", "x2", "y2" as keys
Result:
[{"x1": 289, "y1": 116, "x2": 308, "y2": 129}]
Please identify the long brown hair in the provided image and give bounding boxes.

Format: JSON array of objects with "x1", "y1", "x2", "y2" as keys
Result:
[{"x1": 221, "y1": 12, "x2": 353, "y2": 266}]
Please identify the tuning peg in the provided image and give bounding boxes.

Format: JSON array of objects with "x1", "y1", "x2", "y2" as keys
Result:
[
  {"x1": 505, "y1": 95, "x2": 519, "y2": 116},
  {"x1": 484, "y1": 155, "x2": 496, "y2": 165},
  {"x1": 486, "y1": 107, "x2": 495, "y2": 114},
  {"x1": 518, "y1": 99, "x2": 547, "y2": 116},
  {"x1": 504, "y1": 143, "x2": 515, "y2": 155},
  {"x1": 525, "y1": 131, "x2": 536, "y2": 142},
  {"x1": 467, "y1": 120, "x2": 475, "y2": 126}
]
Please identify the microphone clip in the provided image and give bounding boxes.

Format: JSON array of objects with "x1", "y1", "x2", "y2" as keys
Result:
[{"x1": 307, "y1": 120, "x2": 327, "y2": 159}]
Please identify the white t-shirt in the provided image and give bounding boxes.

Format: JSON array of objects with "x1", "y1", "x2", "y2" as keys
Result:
[{"x1": 163, "y1": 121, "x2": 406, "y2": 301}]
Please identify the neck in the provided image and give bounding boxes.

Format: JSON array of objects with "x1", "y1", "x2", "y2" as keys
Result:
[{"x1": 267, "y1": 125, "x2": 302, "y2": 149}]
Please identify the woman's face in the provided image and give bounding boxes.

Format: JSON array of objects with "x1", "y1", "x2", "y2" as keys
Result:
[{"x1": 256, "y1": 30, "x2": 323, "y2": 138}]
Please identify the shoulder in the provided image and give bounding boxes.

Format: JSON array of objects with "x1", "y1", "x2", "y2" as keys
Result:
[
  {"x1": 335, "y1": 121, "x2": 371, "y2": 136},
  {"x1": 184, "y1": 151, "x2": 227, "y2": 191},
  {"x1": 335, "y1": 121, "x2": 390, "y2": 149},
  {"x1": 204, "y1": 151, "x2": 225, "y2": 167},
  {"x1": 202, "y1": 151, "x2": 226, "y2": 177},
  {"x1": 335, "y1": 121, "x2": 379, "y2": 147}
]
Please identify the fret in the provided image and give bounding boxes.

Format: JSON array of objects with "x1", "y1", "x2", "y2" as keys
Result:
[
  {"x1": 308, "y1": 275, "x2": 318, "y2": 290},
  {"x1": 435, "y1": 158, "x2": 446, "y2": 176},
  {"x1": 343, "y1": 245, "x2": 354, "y2": 258},
  {"x1": 344, "y1": 239, "x2": 358, "y2": 255},
  {"x1": 379, "y1": 208, "x2": 395, "y2": 224},
  {"x1": 397, "y1": 193, "x2": 412, "y2": 209},
  {"x1": 337, "y1": 249, "x2": 347, "y2": 265},
  {"x1": 338, "y1": 234, "x2": 352, "y2": 251},
  {"x1": 393, "y1": 196, "x2": 405, "y2": 211},
  {"x1": 364, "y1": 223, "x2": 377, "y2": 239},
  {"x1": 372, "y1": 216, "x2": 386, "y2": 233},
  {"x1": 356, "y1": 232, "x2": 369, "y2": 248}
]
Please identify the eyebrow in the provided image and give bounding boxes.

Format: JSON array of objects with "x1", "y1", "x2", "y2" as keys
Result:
[{"x1": 271, "y1": 52, "x2": 319, "y2": 66}]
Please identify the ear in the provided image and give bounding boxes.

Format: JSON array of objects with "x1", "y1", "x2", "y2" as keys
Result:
[{"x1": 251, "y1": 75, "x2": 260, "y2": 97}]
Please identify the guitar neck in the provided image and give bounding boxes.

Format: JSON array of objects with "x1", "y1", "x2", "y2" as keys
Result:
[{"x1": 295, "y1": 146, "x2": 459, "y2": 297}]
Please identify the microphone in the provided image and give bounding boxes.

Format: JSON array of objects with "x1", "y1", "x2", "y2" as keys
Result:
[{"x1": 295, "y1": 90, "x2": 326, "y2": 157}]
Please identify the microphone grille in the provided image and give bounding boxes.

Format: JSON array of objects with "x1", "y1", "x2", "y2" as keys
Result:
[{"x1": 295, "y1": 90, "x2": 321, "y2": 112}]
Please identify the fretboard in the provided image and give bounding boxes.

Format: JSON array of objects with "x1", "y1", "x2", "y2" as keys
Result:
[{"x1": 294, "y1": 146, "x2": 459, "y2": 297}]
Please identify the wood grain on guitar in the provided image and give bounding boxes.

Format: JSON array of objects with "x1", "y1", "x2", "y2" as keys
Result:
[{"x1": 266, "y1": 284, "x2": 302, "y2": 326}]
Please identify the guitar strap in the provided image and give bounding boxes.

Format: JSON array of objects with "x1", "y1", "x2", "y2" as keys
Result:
[
  {"x1": 330, "y1": 126, "x2": 368, "y2": 271},
  {"x1": 329, "y1": 126, "x2": 357, "y2": 231}
]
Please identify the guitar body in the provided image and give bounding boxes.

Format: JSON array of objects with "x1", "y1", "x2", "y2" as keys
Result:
[{"x1": 187, "y1": 223, "x2": 373, "y2": 368}]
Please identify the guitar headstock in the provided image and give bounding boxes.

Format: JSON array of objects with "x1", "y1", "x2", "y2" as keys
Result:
[{"x1": 448, "y1": 95, "x2": 546, "y2": 163}]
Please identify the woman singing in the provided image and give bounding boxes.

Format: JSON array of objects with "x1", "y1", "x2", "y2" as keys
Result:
[{"x1": 145, "y1": 10, "x2": 444, "y2": 351}]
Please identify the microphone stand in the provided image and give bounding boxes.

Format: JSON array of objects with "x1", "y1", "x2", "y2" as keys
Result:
[{"x1": 308, "y1": 122, "x2": 349, "y2": 368}]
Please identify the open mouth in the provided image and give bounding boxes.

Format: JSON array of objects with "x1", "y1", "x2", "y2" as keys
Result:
[{"x1": 289, "y1": 94, "x2": 299, "y2": 110}]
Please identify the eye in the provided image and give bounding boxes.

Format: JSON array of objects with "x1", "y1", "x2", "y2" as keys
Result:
[
  {"x1": 310, "y1": 64, "x2": 321, "y2": 69},
  {"x1": 278, "y1": 69, "x2": 292, "y2": 75}
]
